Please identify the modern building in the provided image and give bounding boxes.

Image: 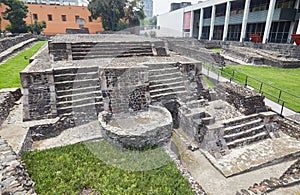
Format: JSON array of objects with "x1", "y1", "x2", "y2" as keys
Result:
[
  {"x1": 157, "y1": 0, "x2": 300, "y2": 44},
  {"x1": 22, "y1": 0, "x2": 88, "y2": 6},
  {"x1": 170, "y1": 2, "x2": 192, "y2": 11},
  {"x1": 0, "y1": 4, "x2": 103, "y2": 35},
  {"x1": 142, "y1": 0, "x2": 153, "y2": 18}
]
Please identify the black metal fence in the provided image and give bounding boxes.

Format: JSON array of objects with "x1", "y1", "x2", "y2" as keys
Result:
[{"x1": 203, "y1": 64, "x2": 300, "y2": 115}]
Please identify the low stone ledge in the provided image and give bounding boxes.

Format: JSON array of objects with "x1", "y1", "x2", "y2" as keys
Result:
[
  {"x1": 0, "y1": 88, "x2": 22, "y2": 126},
  {"x1": 99, "y1": 105, "x2": 173, "y2": 148}
]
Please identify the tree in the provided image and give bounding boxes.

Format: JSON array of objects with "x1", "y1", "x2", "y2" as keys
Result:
[
  {"x1": 124, "y1": 0, "x2": 145, "y2": 28},
  {"x1": 88, "y1": 0, "x2": 126, "y2": 31},
  {"x1": 28, "y1": 20, "x2": 46, "y2": 35},
  {"x1": 2, "y1": 0, "x2": 28, "y2": 33}
]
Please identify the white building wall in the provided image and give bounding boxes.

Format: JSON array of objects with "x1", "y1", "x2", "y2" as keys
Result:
[{"x1": 157, "y1": 9, "x2": 184, "y2": 37}]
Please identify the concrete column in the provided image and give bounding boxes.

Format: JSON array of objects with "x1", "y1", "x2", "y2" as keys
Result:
[
  {"x1": 288, "y1": 0, "x2": 300, "y2": 41},
  {"x1": 189, "y1": 11, "x2": 194, "y2": 38},
  {"x1": 297, "y1": 20, "x2": 300, "y2": 34},
  {"x1": 263, "y1": 0, "x2": 277, "y2": 43},
  {"x1": 240, "y1": 0, "x2": 251, "y2": 42},
  {"x1": 209, "y1": 5, "x2": 216, "y2": 41},
  {"x1": 198, "y1": 8, "x2": 204, "y2": 40},
  {"x1": 223, "y1": 1, "x2": 231, "y2": 41}
]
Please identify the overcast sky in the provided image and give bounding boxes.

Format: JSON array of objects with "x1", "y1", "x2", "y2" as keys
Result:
[{"x1": 153, "y1": 0, "x2": 200, "y2": 16}]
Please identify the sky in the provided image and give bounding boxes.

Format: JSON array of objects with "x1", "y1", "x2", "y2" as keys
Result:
[{"x1": 153, "y1": 0, "x2": 200, "y2": 16}]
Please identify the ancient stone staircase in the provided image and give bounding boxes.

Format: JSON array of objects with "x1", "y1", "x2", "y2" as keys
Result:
[
  {"x1": 222, "y1": 114, "x2": 270, "y2": 149},
  {"x1": 147, "y1": 64, "x2": 189, "y2": 102},
  {"x1": 71, "y1": 42, "x2": 154, "y2": 60},
  {"x1": 53, "y1": 67, "x2": 103, "y2": 123}
]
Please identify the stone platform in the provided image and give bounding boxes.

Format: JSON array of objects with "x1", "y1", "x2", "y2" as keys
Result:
[
  {"x1": 99, "y1": 105, "x2": 173, "y2": 148},
  {"x1": 202, "y1": 131, "x2": 300, "y2": 177}
]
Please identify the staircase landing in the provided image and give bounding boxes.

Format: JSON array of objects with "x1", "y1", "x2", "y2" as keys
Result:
[{"x1": 201, "y1": 131, "x2": 300, "y2": 177}]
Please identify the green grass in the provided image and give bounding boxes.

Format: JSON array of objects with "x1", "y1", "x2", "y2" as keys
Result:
[
  {"x1": 209, "y1": 48, "x2": 222, "y2": 53},
  {"x1": 203, "y1": 75, "x2": 215, "y2": 88},
  {"x1": 22, "y1": 141, "x2": 194, "y2": 194},
  {"x1": 222, "y1": 65, "x2": 300, "y2": 112},
  {"x1": 0, "y1": 41, "x2": 47, "y2": 89}
]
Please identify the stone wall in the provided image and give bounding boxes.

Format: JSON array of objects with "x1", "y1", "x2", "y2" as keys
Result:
[
  {"x1": 100, "y1": 67, "x2": 150, "y2": 114},
  {"x1": 0, "y1": 138, "x2": 35, "y2": 194},
  {"x1": 0, "y1": 34, "x2": 34, "y2": 53},
  {"x1": 166, "y1": 39, "x2": 224, "y2": 67},
  {"x1": 99, "y1": 105, "x2": 173, "y2": 148},
  {"x1": 20, "y1": 70, "x2": 56, "y2": 121},
  {"x1": 0, "y1": 88, "x2": 22, "y2": 125},
  {"x1": 216, "y1": 82, "x2": 267, "y2": 115}
]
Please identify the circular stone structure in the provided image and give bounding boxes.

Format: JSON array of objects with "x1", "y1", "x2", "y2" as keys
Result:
[{"x1": 99, "y1": 106, "x2": 173, "y2": 148}]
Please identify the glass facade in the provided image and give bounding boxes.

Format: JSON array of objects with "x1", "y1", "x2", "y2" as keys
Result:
[
  {"x1": 213, "y1": 25, "x2": 224, "y2": 40},
  {"x1": 245, "y1": 23, "x2": 266, "y2": 41},
  {"x1": 201, "y1": 26, "x2": 210, "y2": 39},
  {"x1": 269, "y1": 21, "x2": 291, "y2": 43},
  {"x1": 227, "y1": 24, "x2": 242, "y2": 41}
]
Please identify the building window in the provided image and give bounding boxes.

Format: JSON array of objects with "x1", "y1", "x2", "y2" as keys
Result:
[
  {"x1": 48, "y1": 14, "x2": 53, "y2": 21},
  {"x1": 75, "y1": 15, "x2": 79, "y2": 21},
  {"x1": 33, "y1": 14, "x2": 38, "y2": 21},
  {"x1": 62, "y1": 15, "x2": 67, "y2": 21},
  {"x1": 88, "y1": 16, "x2": 93, "y2": 22}
]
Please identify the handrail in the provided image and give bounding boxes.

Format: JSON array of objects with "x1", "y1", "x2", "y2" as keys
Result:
[{"x1": 202, "y1": 63, "x2": 300, "y2": 114}]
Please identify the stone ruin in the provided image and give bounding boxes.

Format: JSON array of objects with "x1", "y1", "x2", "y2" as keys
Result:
[{"x1": 5, "y1": 33, "x2": 299, "y2": 193}]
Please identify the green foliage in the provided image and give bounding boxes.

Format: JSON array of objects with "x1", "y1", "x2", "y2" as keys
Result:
[
  {"x1": 210, "y1": 48, "x2": 222, "y2": 53},
  {"x1": 203, "y1": 76, "x2": 215, "y2": 88},
  {"x1": 149, "y1": 30, "x2": 156, "y2": 37},
  {"x1": 222, "y1": 65, "x2": 300, "y2": 112},
  {"x1": 28, "y1": 20, "x2": 46, "y2": 35},
  {"x1": 88, "y1": 0, "x2": 145, "y2": 31},
  {"x1": 0, "y1": 41, "x2": 47, "y2": 89},
  {"x1": 22, "y1": 141, "x2": 195, "y2": 194},
  {"x1": 88, "y1": 0, "x2": 126, "y2": 31},
  {"x1": 2, "y1": 0, "x2": 28, "y2": 33},
  {"x1": 125, "y1": 0, "x2": 145, "y2": 27}
]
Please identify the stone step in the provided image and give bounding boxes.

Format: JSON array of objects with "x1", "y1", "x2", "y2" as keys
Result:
[
  {"x1": 223, "y1": 113, "x2": 260, "y2": 127},
  {"x1": 72, "y1": 48, "x2": 152, "y2": 53},
  {"x1": 72, "y1": 53, "x2": 153, "y2": 60},
  {"x1": 224, "y1": 125, "x2": 266, "y2": 143},
  {"x1": 71, "y1": 42, "x2": 152, "y2": 48},
  {"x1": 57, "y1": 96, "x2": 103, "y2": 108},
  {"x1": 56, "y1": 86, "x2": 101, "y2": 97},
  {"x1": 148, "y1": 67, "x2": 179, "y2": 76},
  {"x1": 149, "y1": 77, "x2": 184, "y2": 85},
  {"x1": 227, "y1": 131, "x2": 270, "y2": 149},
  {"x1": 148, "y1": 72, "x2": 182, "y2": 81},
  {"x1": 71, "y1": 45, "x2": 152, "y2": 51},
  {"x1": 186, "y1": 99, "x2": 208, "y2": 108},
  {"x1": 151, "y1": 90, "x2": 188, "y2": 101},
  {"x1": 54, "y1": 72, "x2": 99, "y2": 82},
  {"x1": 55, "y1": 78, "x2": 100, "y2": 90},
  {"x1": 149, "y1": 81, "x2": 185, "y2": 90},
  {"x1": 150, "y1": 86, "x2": 187, "y2": 96},
  {"x1": 224, "y1": 118, "x2": 263, "y2": 135},
  {"x1": 56, "y1": 91, "x2": 102, "y2": 102},
  {"x1": 57, "y1": 102, "x2": 104, "y2": 115},
  {"x1": 53, "y1": 67, "x2": 98, "y2": 75}
]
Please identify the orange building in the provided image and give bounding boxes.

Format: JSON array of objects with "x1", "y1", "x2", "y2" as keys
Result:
[{"x1": 0, "y1": 3, "x2": 104, "y2": 35}]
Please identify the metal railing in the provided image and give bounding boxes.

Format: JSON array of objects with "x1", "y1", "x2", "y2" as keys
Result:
[{"x1": 203, "y1": 63, "x2": 300, "y2": 115}]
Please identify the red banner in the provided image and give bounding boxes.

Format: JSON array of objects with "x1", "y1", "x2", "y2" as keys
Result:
[{"x1": 183, "y1": 11, "x2": 191, "y2": 30}]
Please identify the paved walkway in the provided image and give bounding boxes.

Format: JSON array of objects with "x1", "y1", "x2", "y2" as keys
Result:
[
  {"x1": 181, "y1": 148, "x2": 297, "y2": 195},
  {"x1": 202, "y1": 66, "x2": 298, "y2": 117}
]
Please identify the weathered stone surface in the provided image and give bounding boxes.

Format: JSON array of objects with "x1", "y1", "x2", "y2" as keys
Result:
[
  {"x1": 99, "y1": 105, "x2": 173, "y2": 148},
  {"x1": 0, "y1": 88, "x2": 22, "y2": 125},
  {"x1": 0, "y1": 137, "x2": 35, "y2": 194},
  {"x1": 216, "y1": 82, "x2": 267, "y2": 115},
  {"x1": 0, "y1": 34, "x2": 34, "y2": 54}
]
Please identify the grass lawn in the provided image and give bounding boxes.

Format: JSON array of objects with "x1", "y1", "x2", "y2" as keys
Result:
[
  {"x1": 209, "y1": 48, "x2": 222, "y2": 53},
  {"x1": 203, "y1": 75, "x2": 215, "y2": 88},
  {"x1": 222, "y1": 65, "x2": 300, "y2": 112},
  {"x1": 22, "y1": 141, "x2": 194, "y2": 194},
  {"x1": 0, "y1": 41, "x2": 47, "y2": 89}
]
